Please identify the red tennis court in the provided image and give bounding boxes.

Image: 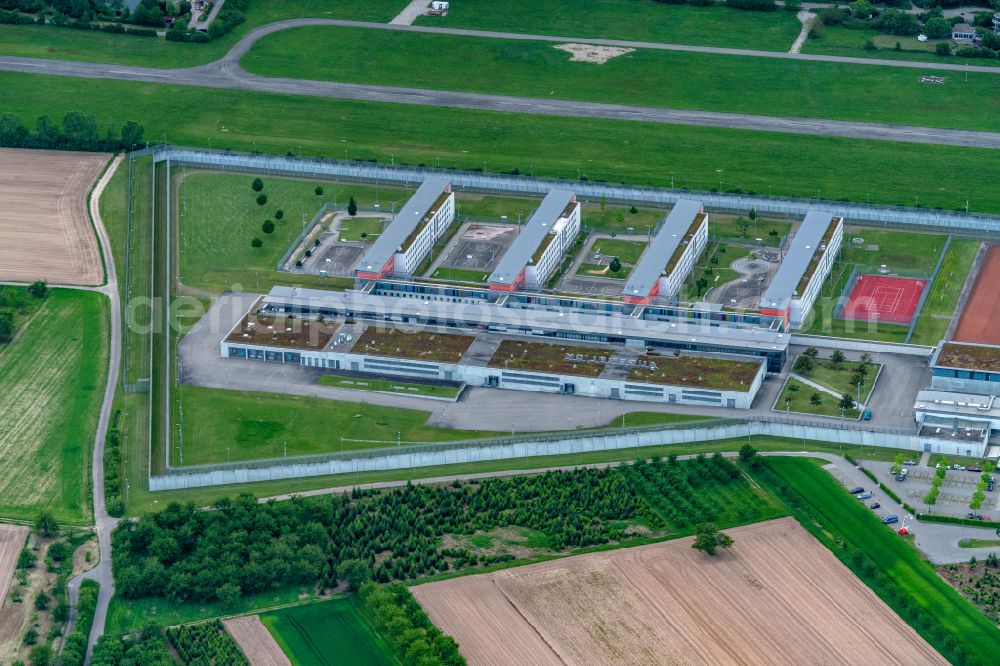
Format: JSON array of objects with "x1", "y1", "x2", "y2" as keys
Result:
[{"x1": 841, "y1": 274, "x2": 926, "y2": 325}]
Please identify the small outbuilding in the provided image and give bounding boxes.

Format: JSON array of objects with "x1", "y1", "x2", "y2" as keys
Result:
[{"x1": 952, "y1": 23, "x2": 978, "y2": 44}]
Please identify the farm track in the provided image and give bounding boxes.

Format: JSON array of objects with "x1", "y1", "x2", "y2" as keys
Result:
[{"x1": 2, "y1": 21, "x2": 1000, "y2": 149}]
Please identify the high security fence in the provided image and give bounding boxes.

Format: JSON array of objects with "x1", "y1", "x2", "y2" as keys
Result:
[
  {"x1": 146, "y1": 145, "x2": 1000, "y2": 236},
  {"x1": 149, "y1": 416, "x2": 917, "y2": 491}
]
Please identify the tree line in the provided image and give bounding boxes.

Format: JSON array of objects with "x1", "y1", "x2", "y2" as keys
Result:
[{"x1": 0, "y1": 111, "x2": 145, "y2": 152}]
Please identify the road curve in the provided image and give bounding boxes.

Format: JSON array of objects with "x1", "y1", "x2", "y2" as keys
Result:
[
  {"x1": 65, "y1": 154, "x2": 124, "y2": 662},
  {"x1": 2, "y1": 52, "x2": 1000, "y2": 150}
]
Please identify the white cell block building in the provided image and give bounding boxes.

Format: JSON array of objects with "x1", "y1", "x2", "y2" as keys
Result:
[
  {"x1": 488, "y1": 190, "x2": 581, "y2": 291},
  {"x1": 760, "y1": 212, "x2": 843, "y2": 330},
  {"x1": 355, "y1": 179, "x2": 455, "y2": 280},
  {"x1": 623, "y1": 199, "x2": 708, "y2": 305}
]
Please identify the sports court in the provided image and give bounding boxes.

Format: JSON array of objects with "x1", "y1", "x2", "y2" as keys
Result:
[
  {"x1": 436, "y1": 223, "x2": 516, "y2": 273},
  {"x1": 840, "y1": 274, "x2": 926, "y2": 325},
  {"x1": 954, "y1": 245, "x2": 1000, "y2": 345}
]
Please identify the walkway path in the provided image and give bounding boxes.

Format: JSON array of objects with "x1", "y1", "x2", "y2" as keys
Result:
[
  {"x1": 789, "y1": 11, "x2": 814, "y2": 55},
  {"x1": 63, "y1": 155, "x2": 124, "y2": 662},
  {"x1": 390, "y1": 0, "x2": 431, "y2": 26},
  {"x1": 2, "y1": 20, "x2": 1000, "y2": 150}
]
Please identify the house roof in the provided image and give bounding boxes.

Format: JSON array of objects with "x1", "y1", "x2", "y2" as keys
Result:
[
  {"x1": 953, "y1": 23, "x2": 975, "y2": 32},
  {"x1": 623, "y1": 199, "x2": 703, "y2": 300},
  {"x1": 357, "y1": 178, "x2": 450, "y2": 274},
  {"x1": 488, "y1": 190, "x2": 575, "y2": 286},
  {"x1": 760, "y1": 211, "x2": 836, "y2": 312}
]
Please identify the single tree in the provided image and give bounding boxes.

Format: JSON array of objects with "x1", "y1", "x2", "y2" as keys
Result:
[
  {"x1": 609, "y1": 256, "x2": 622, "y2": 273},
  {"x1": 810, "y1": 393, "x2": 822, "y2": 407},
  {"x1": 348, "y1": 196, "x2": 358, "y2": 216},
  {"x1": 830, "y1": 350, "x2": 846, "y2": 366},
  {"x1": 337, "y1": 559, "x2": 372, "y2": 591},
  {"x1": 788, "y1": 383, "x2": 799, "y2": 394},
  {"x1": 315, "y1": 185, "x2": 324, "y2": 196},
  {"x1": 274, "y1": 209, "x2": 284, "y2": 220},
  {"x1": 692, "y1": 523, "x2": 734, "y2": 557},
  {"x1": 35, "y1": 512, "x2": 58, "y2": 537},
  {"x1": 262, "y1": 220, "x2": 275, "y2": 234},
  {"x1": 27, "y1": 281, "x2": 47, "y2": 299},
  {"x1": 256, "y1": 193, "x2": 268, "y2": 206},
  {"x1": 216, "y1": 582, "x2": 241, "y2": 607},
  {"x1": 251, "y1": 177, "x2": 264, "y2": 192},
  {"x1": 838, "y1": 393, "x2": 854, "y2": 412},
  {"x1": 802, "y1": 347, "x2": 819, "y2": 359},
  {"x1": 250, "y1": 237, "x2": 263, "y2": 249},
  {"x1": 793, "y1": 355, "x2": 814, "y2": 375}
]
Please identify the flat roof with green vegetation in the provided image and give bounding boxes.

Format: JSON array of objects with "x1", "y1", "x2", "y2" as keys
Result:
[
  {"x1": 936, "y1": 342, "x2": 1000, "y2": 372},
  {"x1": 226, "y1": 310, "x2": 340, "y2": 350},
  {"x1": 794, "y1": 216, "x2": 840, "y2": 296},
  {"x1": 627, "y1": 353, "x2": 760, "y2": 389},
  {"x1": 488, "y1": 339, "x2": 607, "y2": 377},
  {"x1": 400, "y1": 190, "x2": 453, "y2": 253},
  {"x1": 664, "y1": 213, "x2": 707, "y2": 275},
  {"x1": 12, "y1": 72, "x2": 1000, "y2": 215},
  {"x1": 351, "y1": 326, "x2": 474, "y2": 364},
  {"x1": 0, "y1": 288, "x2": 107, "y2": 524},
  {"x1": 240, "y1": 24, "x2": 1000, "y2": 134}
]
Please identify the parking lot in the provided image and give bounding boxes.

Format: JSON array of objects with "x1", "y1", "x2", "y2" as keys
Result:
[{"x1": 867, "y1": 460, "x2": 1000, "y2": 519}]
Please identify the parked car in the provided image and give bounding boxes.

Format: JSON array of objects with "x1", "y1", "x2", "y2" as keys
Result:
[
  {"x1": 988, "y1": 478, "x2": 995, "y2": 492},
  {"x1": 953, "y1": 464, "x2": 967, "y2": 471},
  {"x1": 966, "y1": 512, "x2": 985, "y2": 520},
  {"x1": 903, "y1": 460, "x2": 916, "y2": 466},
  {"x1": 862, "y1": 409, "x2": 872, "y2": 421},
  {"x1": 849, "y1": 487, "x2": 865, "y2": 495},
  {"x1": 858, "y1": 492, "x2": 873, "y2": 500},
  {"x1": 869, "y1": 502, "x2": 881, "y2": 509},
  {"x1": 896, "y1": 474, "x2": 906, "y2": 482},
  {"x1": 883, "y1": 515, "x2": 899, "y2": 524},
  {"x1": 899, "y1": 468, "x2": 908, "y2": 477},
  {"x1": 969, "y1": 466, "x2": 983, "y2": 473}
]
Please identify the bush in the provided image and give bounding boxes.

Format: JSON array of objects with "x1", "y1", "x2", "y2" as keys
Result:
[
  {"x1": 818, "y1": 6, "x2": 845, "y2": 25},
  {"x1": 923, "y1": 16, "x2": 952, "y2": 39},
  {"x1": 957, "y1": 45, "x2": 997, "y2": 58},
  {"x1": 725, "y1": 0, "x2": 776, "y2": 9},
  {"x1": 864, "y1": 38, "x2": 878, "y2": 50},
  {"x1": 784, "y1": 0, "x2": 801, "y2": 10},
  {"x1": 936, "y1": 41, "x2": 951, "y2": 56},
  {"x1": 250, "y1": 238, "x2": 263, "y2": 249}
]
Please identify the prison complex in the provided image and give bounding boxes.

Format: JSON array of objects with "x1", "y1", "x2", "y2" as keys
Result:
[
  {"x1": 355, "y1": 179, "x2": 455, "y2": 279},
  {"x1": 488, "y1": 190, "x2": 581, "y2": 291},
  {"x1": 623, "y1": 199, "x2": 708, "y2": 305},
  {"x1": 760, "y1": 211, "x2": 844, "y2": 329}
]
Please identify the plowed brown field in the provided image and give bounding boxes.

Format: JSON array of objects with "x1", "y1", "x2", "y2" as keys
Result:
[
  {"x1": 0, "y1": 149, "x2": 107, "y2": 286},
  {"x1": 0, "y1": 524, "x2": 28, "y2": 611},
  {"x1": 223, "y1": 615, "x2": 290, "y2": 666},
  {"x1": 413, "y1": 518, "x2": 947, "y2": 666}
]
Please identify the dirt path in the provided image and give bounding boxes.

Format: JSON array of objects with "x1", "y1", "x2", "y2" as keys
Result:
[
  {"x1": 789, "y1": 10, "x2": 815, "y2": 54},
  {"x1": 390, "y1": 0, "x2": 431, "y2": 26}
]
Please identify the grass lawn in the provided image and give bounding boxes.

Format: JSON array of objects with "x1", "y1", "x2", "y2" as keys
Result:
[
  {"x1": 921, "y1": 238, "x2": 979, "y2": 316},
  {"x1": 12, "y1": 74, "x2": 1000, "y2": 215},
  {"x1": 241, "y1": 24, "x2": 1000, "y2": 133},
  {"x1": 317, "y1": 374, "x2": 461, "y2": 400},
  {"x1": 178, "y1": 172, "x2": 411, "y2": 293},
  {"x1": 591, "y1": 238, "x2": 649, "y2": 265},
  {"x1": 798, "y1": 357, "x2": 879, "y2": 401},
  {"x1": 774, "y1": 378, "x2": 860, "y2": 419},
  {"x1": 260, "y1": 597, "x2": 395, "y2": 666},
  {"x1": 105, "y1": 585, "x2": 316, "y2": 637},
  {"x1": 681, "y1": 242, "x2": 752, "y2": 300},
  {"x1": 0, "y1": 0, "x2": 409, "y2": 67},
  {"x1": 710, "y1": 216, "x2": 792, "y2": 246},
  {"x1": 958, "y1": 538, "x2": 1000, "y2": 549},
  {"x1": 0, "y1": 289, "x2": 107, "y2": 524},
  {"x1": 429, "y1": 267, "x2": 490, "y2": 282},
  {"x1": 804, "y1": 24, "x2": 1000, "y2": 67},
  {"x1": 757, "y1": 457, "x2": 1000, "y2": 664},
  {"x1": 171, "y1": 386, "x2": 502, "y2": 466},
  {"x1": 576, "y1": 262, "x2": 628, "y2": 279},
  {"x1": 337, "y1": 216, "x2": 384, "y2": 242},
  {"x1": 414, "y1": 0, "x2": 804, "y2": 50}
]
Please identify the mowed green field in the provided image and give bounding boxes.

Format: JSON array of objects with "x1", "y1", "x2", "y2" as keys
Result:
[
  {"x1": 804, "y1": 24, "x2": 1000, "y2": 68},
  {"x1": 0, "y1": 0, "x2": 409, "y2": 67},
  {"x1": 261, "y1": 598, "x2": 395, "y2": 666},
  {"x1": 172, "y1": 386, "x2": 501, "y2": 466},
  {"x1": 241, "y1": 24, "x2": 1000, "y2": 132},
  {"x1": 759, "y1": 457, "x2": 1000, "y2": 664},
  {"x1": 909, "y1": 238, "x2": 980, "y2": 346},
  {"x1": 178, "y1": 172, "x2": 412, "y2": 293},
  {"x1": 415, "y1": 0, "x2": 803, "y2": 50},
  {"x1": 0, "y1": 289, "x2": 107, "y2": 523},
  {"x1": 9, "y1": 72, "x2": 1000, "y2": 214}
]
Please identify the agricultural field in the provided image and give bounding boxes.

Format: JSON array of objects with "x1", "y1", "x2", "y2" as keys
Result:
[
  {"x1": 260, "y1": 598, "x2": 394, "y2": 666},
  {"x1": 168, "y1": 619, "x2": 251, "y2": 666},
  {"x1": 0, "y1": 525, "x2": 29, "y2": 611},
  {"x1": 0, "y1": 149, "x2": 107, "y2": 286},
  {"x1": 0, "y1": 0, "x2": 409, "y2": 67},
  {"x1": 12, "y1": 73, "x2": 1000, "y2": 215},
  {"x1": 757, "y1": 457, "x2": 1000, "y2": 664},
  {"x1": 223, "y1": 616, "x2": 288, "y2": 666},
  {"x1": 177, "y1": 172, "x2": 412, "y2": 293},
  {"x1": 415, "y1": 0, "x2": 803, "y2": 50},
  {"x1": 241, "y1": 25, "x2": 1000, "y2": 133},
  {"x1": 414, "y1": 517, "x2": 944, "y2": 665},
  {"x1": 0, "y1": 288, "x2": 107, "y2": 523}
]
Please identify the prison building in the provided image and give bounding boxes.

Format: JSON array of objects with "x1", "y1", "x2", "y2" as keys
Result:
[
  {"x1": 355, "y1": 179, "x2": 455, "y2": 280},
  {"x1": 488, "y1": 190, "x2": 581, "y2": 292},
  {"x1": 623, "y1": 200, "x2": 708, "y2": 305},
  {"x1": 759, "y1": 211, "x2": 843, "y2": 330},
  {"x1": 930, "y1": 342, "x2": 1000, "y2": 397}
]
